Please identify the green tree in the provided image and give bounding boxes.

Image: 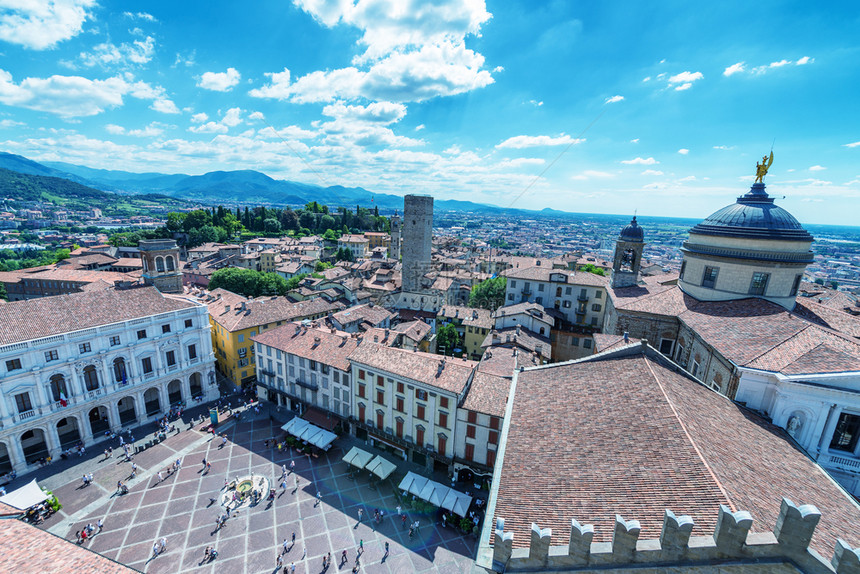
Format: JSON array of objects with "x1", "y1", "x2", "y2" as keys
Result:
[
  {"x1": 319, "y1": 214, "x2": 336, "y2": 232},
  {"x1": 315, "y1": 261, "x2": 333, "y2": 272},
  {"x1": 264, "y1": 217, "x2": 281, "y2": 233},
  {"x1": 166, "y1": 212, "x2": 187, "y2": 233},
  {"x1": 436, "y1": 323, "x2": 461, "y2": 356},
  {"x1": 578, "y1": 263, "x2": 606, "y2": 276},
  {"x1": 183, "y1": 209, "x2": 213, "y2": 232},
  {"x1": 285, "y1": 273, "x2": 308, "y2": 291},
  {"x1": 280, "y1": 209, "x2": 299, "y2": 231},
  {"x1": 299, "y1": 210, "x2": 316, "y2": 230},
  {"x1": 335, "y1": 247, "x2": 354, "y2": 262},
  {"x1": 469, "y1": 276, "x2": 507, "y2": 310},
  {"x1": 322, "y1": 228, "x2": 340, "y2": 241}
]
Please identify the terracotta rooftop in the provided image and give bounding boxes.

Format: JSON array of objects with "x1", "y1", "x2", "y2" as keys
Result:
[
  {"x1": 252, "y1": 323, "x2": 358, "y2": 372},
  {"x1": 331, "y1": 304, "x2": 393, "y2": 328},
  {"x1": 207, "y1": 288, "x2": 340, "y2": 332},
  {"x1": 348, "y1": 343, "x2": 477, "y2": 395},
  {"x1": 492, "y1": 345, "x2": 860, "y2": 556},
  {"x1": 0, "y1": 287, "x2": 195, "y2": 346},
  {"x1": 392, "y1": 319, "x2": 431, "y2": 342},
  {"x1": 460, "y1": 371, "x2": 510, "y2": 417},
  {"x1": 0, "y1": 511, "x2": 139, "y2": 573},
  {"x1": 481, "y1": 326, "x2": 551, "y2": 360},
  {"x1": 476, "y1": 346, "x2": 540, "y2": 378},
  {"x1": 592, "y1": 332, "x2": 641, "y2": 352},
  {"x1": 503, "y1": 265, "x2": 609, "y2": 287}
]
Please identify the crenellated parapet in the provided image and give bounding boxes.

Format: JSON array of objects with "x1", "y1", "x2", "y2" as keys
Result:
[{"x1": 489, "y1": 498, "x2": 860, "y2": 573}]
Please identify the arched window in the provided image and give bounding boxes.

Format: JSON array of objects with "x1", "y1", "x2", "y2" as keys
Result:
[
  {"x1": 155, "y1": 256, "x2": 165, "y2": 272},
  {"x1": 166, "y1": 256, "x2": 175, "y2": 271},
  {"x1": 113, "y1": 358, "x2": 127, "y2": 383},
  {"x1": 556, "y1": 287, "x2": 562, "y2": 297},
  {"x1": 49, "y1": 374, "x2": 67, "y2": 402},
  {"x1": 83, "y1": 365, "x2": 99, "y2": 391}
]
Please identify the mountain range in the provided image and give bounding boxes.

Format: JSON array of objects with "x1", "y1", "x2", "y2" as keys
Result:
[{"x1": 0, "y1": 152, "x2": 519, "y2": 214}]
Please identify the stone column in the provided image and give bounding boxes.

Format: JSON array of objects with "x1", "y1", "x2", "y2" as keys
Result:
[
  {"x1": 109, "y1": 400, "x2": 122, "y2": 433},
  {"x1": 821, "y1": 406, "x2": 844, "y2": 456},
  {"x1": 10, "y1": 438, "x2": 27, "y2": 474}
]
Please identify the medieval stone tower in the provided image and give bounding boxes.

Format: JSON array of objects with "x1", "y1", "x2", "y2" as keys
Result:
[
  {"x1": 389, "y1": 211, "x2": 401, "y2": 261},
  {"x1": 610, "y1": 216, "x2": 645, "y2": 289},
  {"x1": 139, "y1": 239, "x2": 183, "y2": 294},
  {"x1": 401, "y1": 195, "x2": 433, "y2": 293}
]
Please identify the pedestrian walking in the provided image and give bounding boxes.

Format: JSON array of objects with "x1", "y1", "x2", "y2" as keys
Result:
[
  {"x1": 281, "y1": 463, "x2": 287, "y2": 477},
  {"x1": 357, "y1": 508, "x2": 363, "y2": 522},
  {"x1": 157, "y1": 471, "x2": 164, "y2": 483},
  {"x1": 341, "y1": 550, "x2": 348, "y2": 565},
  {"x1": 396, "y1": 505, "x2": 401, "y2": 516},
  {"x1": 276, "y1": 554, "x2": 283, "y2": 568},
  {"x1": 281, "y1": 479, "x2": 287, "y2": 491},
  {"x1": 202, "y1": 458, "x2": 207, "y2": 469},
  {"x1": 291, "y1": 531, "x2": 296, "y2": 546},
  {"x1": 206, "y1": 462, "x2": 211, "y2": 472},
  {"x1": 289, "y1": 460, "x2": 295, "y2": 473},
  {"x1": 97, "y1": 519, "x2": 103, "y2": 533},
  {"x1": 159, "y1": 537, "x2": 167, "y2": 553},
  {"x1": 301, "y1": 546, "x2": 306, "y2": 560},
  {"x1": 315, "y1": 490, "x2": 321, "y2": 506},
  {"x1": 401, "y1": 514, "x2": 407, "y2": 528},
  {"x1": 131, "y1": 463, "x2": 137, "y2": 478},
  {"x1": 282, "y1": 538, "x2": 288, "y2": 554},
  {"x1": 358, "y1": 539, "x2": 363, "y2": 554},
  {"x1": 290, "y1": 563, "x2": 295, "y2": 574},
  {"x1": 326, "y1": 552, "x2": 332, "y2": 568},
  {"x1": 152, "y1": 541, "x2": 160, "y2": 556},
  {"x1": 384, "y1": 541, "x2": 389, "y2": 556}
]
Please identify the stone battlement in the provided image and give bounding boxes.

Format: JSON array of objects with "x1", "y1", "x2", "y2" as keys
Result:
[{"x1": 489, "y1": 499, "x2": 860, "y2": 573}]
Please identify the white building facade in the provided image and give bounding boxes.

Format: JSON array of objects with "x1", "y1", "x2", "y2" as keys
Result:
[
  {"x1": 734, "y1": 367, "x2": 860, "y2": 497},
  {"x1": 0, "y1": 288, "x2": 217, "y2": 475}
]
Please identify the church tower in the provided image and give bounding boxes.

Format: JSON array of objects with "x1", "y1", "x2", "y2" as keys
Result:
[
  {"x1": 389, "y1": 211, "x2": 401, "y2": 261},
  {"x1": 139, "y1": 239, "x2": 183, "y2": 294},
  {"x1": 610, "y1": 216, "x2": 645, "y2": 288}
]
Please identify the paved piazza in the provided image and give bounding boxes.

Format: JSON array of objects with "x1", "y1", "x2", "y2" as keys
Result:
[{"x1": 36, "y1": 408, "x2": 478, "y2": 573}]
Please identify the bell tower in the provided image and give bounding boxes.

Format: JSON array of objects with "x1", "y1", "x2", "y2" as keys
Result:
[
  {"x1": 611, "y1": 216, "x2": 645, "y2": 289},
  {"x1": 139, "y1": 239, "x2": 183, "y2": 294}
]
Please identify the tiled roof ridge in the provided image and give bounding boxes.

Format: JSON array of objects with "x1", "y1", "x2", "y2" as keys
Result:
[{"x1": 639, "y1": 354, "x2": 736, "y2": 511}]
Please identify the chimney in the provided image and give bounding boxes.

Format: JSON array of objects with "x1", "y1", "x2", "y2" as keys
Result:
[
  {"x1": 374, "y1": 335, "x2": 379, "y2": 343},
  {"x1": 623, "y1": 332, "x2": 629, "y2": 343},
  {"x1": 535, "y1": 344, "x2": 542, "y2": 355},
  {"x1": 224, "y1": 305, "x2": 231, "y2": 313},
  {"x1": 240, "y1": 301, "x2": 246, "y2": 311},
  {"x1": 493, "y1": 331, "x2": 501, "y2": 344},
  {"x1": 340, "y1": 336, "x2": 347, "y2": 347},
  {"x1": 313, "y1": 336, "x2": 321, "y2": 347}
]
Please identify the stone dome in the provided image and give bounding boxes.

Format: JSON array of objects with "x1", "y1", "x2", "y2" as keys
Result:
[
  {"x1": 689, "y1": 183, "x2": 813, "y2": 241},
  {"x1": 619, "y1": 216, "x2": 644, "y2": 242}
]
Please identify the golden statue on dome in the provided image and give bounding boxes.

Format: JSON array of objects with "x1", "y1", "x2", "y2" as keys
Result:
[{"x1": 755, "y1": 151, "x2": 774, "y2": 183}]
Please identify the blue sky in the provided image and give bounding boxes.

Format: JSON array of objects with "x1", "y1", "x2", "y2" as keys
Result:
[{"x1": 0, "y1": 1, "x2": 859, "y2": 224}]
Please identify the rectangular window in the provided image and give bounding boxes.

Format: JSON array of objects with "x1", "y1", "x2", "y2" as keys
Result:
[
  {"x1": 749, "y1": 272, "x2": 770, "y2": 296},
  {"x1": 584, "y1": 338, "x2": 593, "y2": 349},
  {"x1": 377, "y1": 375, "x2": 384, "y2": 386},
  {"x1": 142, "y1": 357, "x2": 153, "y2": 374},
  {"x1": 137, "y1": 329, "x2": 146, "y2": 340},
  {"x1": 188, "y1": 344, "x2": 197, "y2": 360},
  {"x1": 376, "y1": 411, "x2": 384, "y2": 429},
  {"x1": 466, "y1": 424, "x2": 476, "y2": 439},
  {"x1": 489, "y1": 416, "x2": 500, "y2": 430},
  {"x1": 439, "y1": 412, "x2": 448, "y2": 428},
  {"x1": 185, "y1": 319, "x2": 193, "y2": 328},
  {"x1": 376, "y1": 389, "x2": 385, "y2": 405},
  {"x1": 571, "y1": 336, "x2": 580, "y2": 346},
  {"x1": 358, "y1": 369, "x2": 365, "y2": 380},
  {"x1": 396, "y1": 382, "x2": 404, "y2": 393},
  {"x1": 358, "y1": 384, "x2": 366, "y2": 399},
  {"x1": 580, "y1": 288, "x2": 587, "y2": 298},
  {"x1": 416, "y1": 388, "x2": 427, "y2": 401},
  {"x1": 538, "y1": 283, "x2": 544, "y2": 292},
  {"x1": 591, "y1": 303, "x2": 602, "y2": 312},
  {"x1": 510, "y1": 280, "x2": 516, "y2": 288},
  {"x1": 595, "y1": 290, "x2": 602, "y2": 299},
  {"x1": 396, "y1": 396, "x2": 404, "y2": 412},
  {"x1": 467, "y1": 411, "x2": 477, "y2": 424},
  {"x1": 79, "y1": 342, "x2": 91, "y2": 353},
  {"x1": 702, "y1": 266, "x2": 719, "y2": 289},
  {"x1": 416, "y1": 427, "x2": 425, "y2": 447},
  {"x1": 15, "y1": 392, "x2": 32, "y2": 413},
  {"x1": 830, "y1": 413, "x2": 860, "y2": 452},
  {"x1": 437, "y1": 435, "x2": 447, "y2": 455},
  {"x1": 486, "y1": 449, "x2": 496, "y2": 467},
  {"x1": 238, "y1": 334, "x2": 245, "y2": 343},
  {"x1": 416, "y1": 404, "x2": 426, "y2": 420},
  {"x1": 44, "y1": 350, "x2": 59, "y2": 362},
  {"x1": 679, "y1": 261, "x2": 687, "y2": 280},
  {"x1": 166, "y1": 350, "x2": 176, "y2": 366},
  {"x1": 507, "y1": 294, "x2": 514, "y2": 301},
  {"x1": 396, "y1": 419, "x2": 403, "y2": 438},
  {"x1": 565, "y1": 286, "x2": 572, "y2": 295},
  {"x1": 488, "y1": 430, "x2": 499, "y2": 444},
  {"x1": 464, "y1": 443, "x2": 474, "y2": 462},
  {"x1": 162, "y1": 324, "x2": 171, "y2": 334},
  {"x1": 659, "y1": 339, "x2": 674, "y2": 355},
  {"x1": 790, "y1": 274, "x2": 802, "y2": 297},
  {"x1": 6, "y1": 358, "x2": 22, "y2": 371},
  {"x1": 439, "y1": 396, "x2": 449, "y2": 409},
  {"x1": 109, "y1": 335, "x2": 121, "y2": 346}
]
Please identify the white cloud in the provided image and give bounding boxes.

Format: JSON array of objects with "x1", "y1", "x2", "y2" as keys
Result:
[
  {"x1": 191, "y1": 112, "x2": 209, "y2": 124},
  {"x1": 713, "y1": 145, "x2": 734, "y2": 150},
  {"x1": 642, "y1": 76, "x2": 651, "y2": 82},
  {"x1": 188, "y1": 121, "x2": 228, "y2": 134},
  {"x1": 79, "y1": 36, "x2": 156, "y2": 68},
  {"x1": 498, "y1": 157, "x2": 545, "y2": 168},
  {"x1": 844, "y1": 141, "x2": 860, "y2": 148},
  {"x1": 0, "y1": 0, "x2": 96, "y2": 50},
  {"x1": 221, "y1": 107, "x2": 243, "y2": 127},
  {"x1": 415, "y1": 124, "x2": 425, "y2": 131},
  {"x1": 248, "y1": 111, "x2": 264, "y2": 121},
  {"x1": 769, "y1": 59, "x2": 791, "y2": 68},
  {"x1": 641, "y1": 169, "x2": 663, "y2": 176},
  {"x1": 253, "y1": 0, "x2": 496, "y2": 104},
  {"x1": 105, "y1": 124, "x2": 125, "y2": 134},
  {"x1": 809, "y1": 165, "x2": 826, "y2": 171},
  {"x1": 526, "y1": 99, "x2": 543, "y2": 107},
  {"x1": 723, "y1": 62, "x2": 745, "y2": 76},
  {"x1": 621, "y1": 157, "x2": 658, "y2": 165},
  {"x1": 127, "y1": 123, "x2": 165, "y2": 137},
  {"x1": 677, "y1": 148, "x2": 689, "y2": 155},
  {"x1": 605, "y1": 95, "x2": 624, "y2": 104},
  {"x1": 150, "y1": 98, "x2": 180, "y2": 114},
  {"x1": 198, "y1": 68, "x2": 241, "y2": 92},
  {"x1": 0, "y1": 69, "x2": 174, "y2": 117},
  {"x1": 496, "y1": 134, "x2": 583, "y2": 149},
  {"x1": 315, "y1": 102, "x2": 423, "y2": 149},
  {"x1": 630, "y1": 138, "x2": 639, "y2": 144},
  {"x1": 0, "y1": 118, "x2": 23, "y2": 127},
  {"x1": 677, "y1": 175, "x2": 696, "y2": 182},
  {"x1": 667, "y1": 70, "x2": 703, "y2": 90},
  {"x1": 571, "y1": 170, "x2": 613, "y2": 180},
  {"x1": 796, "y1": 56, "x2": 812, "y2": 65},
  {"x1": 322, "y1": 101, "x2": 406, "y2": 124},
  {"x1": 123, "y1": 11, "x2": 157, "y2": 22}
]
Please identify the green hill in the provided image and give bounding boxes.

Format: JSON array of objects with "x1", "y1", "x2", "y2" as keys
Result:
[{"x1": 0, "y1": 168, "x2": 193, "y2": 217}]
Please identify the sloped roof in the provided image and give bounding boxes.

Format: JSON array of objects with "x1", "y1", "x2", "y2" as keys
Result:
[
  {"x1": 252, "y1": 324, "x2": 358, "y2": 371},
  {"x1": 493, "y1": 346, "x2": 860, "y2": 556}
]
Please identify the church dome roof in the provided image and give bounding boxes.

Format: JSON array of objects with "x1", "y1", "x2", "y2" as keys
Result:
[
  {"x1": 689, "y1": 183, "x2": 813, "y2": 241},
  {"x1": 619, "y1": 216, "x2": 644, "y2": 242}
]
